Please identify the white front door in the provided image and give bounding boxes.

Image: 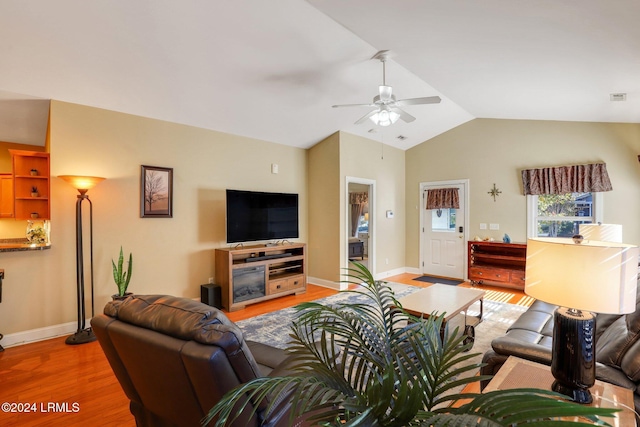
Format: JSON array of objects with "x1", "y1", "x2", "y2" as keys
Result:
[{"x1": 421, "y1": 182, "x2": 467, "y2": 279}]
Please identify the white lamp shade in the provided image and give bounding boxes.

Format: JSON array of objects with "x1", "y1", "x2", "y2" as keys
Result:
[
  {"x1": 579, "y1": 223, "x2": 623, "y2": 243},
  {"x1": 525, "y1": 238, "x2": 639, "y2": 314}
]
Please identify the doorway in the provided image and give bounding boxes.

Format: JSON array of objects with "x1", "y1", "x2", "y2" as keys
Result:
[
  {"x1": 420, "y1": 180, "x2": 469, "y2": 279},
  {"x1": 346, "y1": 178, "x2": 375, "y2": 276}
]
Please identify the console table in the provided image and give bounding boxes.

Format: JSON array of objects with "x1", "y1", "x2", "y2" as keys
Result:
[
  {"x1": 468, "y1": 241, "x2": 526, "y2": 290},
  {"x1": 215, "y1": 243, "x2": 306, "y2": 311}
]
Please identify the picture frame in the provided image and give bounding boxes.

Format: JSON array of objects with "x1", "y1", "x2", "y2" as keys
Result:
[{"x1": 140, "y1": 165, "x2": 173, "y2": 218}]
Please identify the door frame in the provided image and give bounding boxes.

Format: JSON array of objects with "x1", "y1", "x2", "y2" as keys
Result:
[
  {"x1": 346, "y1": 176, "x2": 375, "y2": 280},
  {"x1": 419, "y1": 179, "x2": 470, "y2": 279}
]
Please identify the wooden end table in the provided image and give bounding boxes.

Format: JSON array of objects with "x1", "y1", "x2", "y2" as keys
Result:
[
  {"x1": 484, "y1": 356, "x2": 636, "y2": 425},
  {"x1": 396, "y1": 284, "x2": 484, "y2": 347}
]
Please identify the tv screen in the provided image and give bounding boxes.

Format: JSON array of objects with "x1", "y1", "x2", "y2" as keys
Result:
[{"x1": 226, "y1": 189, "x2": 299, "y2": 243}]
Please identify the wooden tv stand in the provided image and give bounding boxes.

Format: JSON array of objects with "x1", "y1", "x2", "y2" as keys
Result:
[{"x1": 215, "y1": 243, "x2": 306, "y2": 311}]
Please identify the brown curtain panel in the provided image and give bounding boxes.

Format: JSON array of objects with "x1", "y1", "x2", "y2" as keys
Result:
[
  {"x1": 521, "y1": 163, "x2": 613, "y2": 195},
  {"x1": 425, "y1": 188, "x2": 460, "y2": 209}
]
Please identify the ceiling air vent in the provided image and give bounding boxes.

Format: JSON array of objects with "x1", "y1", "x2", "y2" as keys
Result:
[
  {"x1": 396, "y1": 135, "x2": 407, "y2": 141},
  {"x1": 610, "y1": 93, "x2": 627, "y2": 102}
]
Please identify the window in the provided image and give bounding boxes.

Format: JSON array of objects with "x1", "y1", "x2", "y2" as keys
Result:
[{"x1": 527, "y1": 192, "x2": 603, "y2": 238}]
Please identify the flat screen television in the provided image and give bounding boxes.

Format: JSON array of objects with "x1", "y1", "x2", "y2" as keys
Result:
[{"x1": 226, "y1": 189, "x2": 299, "y2": 244}]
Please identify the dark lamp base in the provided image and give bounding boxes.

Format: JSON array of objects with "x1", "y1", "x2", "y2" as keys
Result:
[
  {"x1": 65, "y1": 328, "x2": 97, "y2": 345},
  {"x1": 551, "y1": 307, "x2": 596, "y2": 404},
  {"x1": 552, "y1": 380, "x2": 593, "y2": 404}
]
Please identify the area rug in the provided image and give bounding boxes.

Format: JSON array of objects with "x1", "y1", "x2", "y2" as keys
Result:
[
  {"x1": 413, "y1": 275, "x2": 463, "y2": 286},
  {"x1": 236, "y1": 282, "x2": 528, "y2": 392}
]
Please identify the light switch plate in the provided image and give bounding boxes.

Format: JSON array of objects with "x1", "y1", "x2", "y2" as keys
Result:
[
  {"x1": 489, "y1": 223, "x2": 499, "y2": 230},
  {"x1": 480, "y1": 223, "x2": 487, "y2": 230}
]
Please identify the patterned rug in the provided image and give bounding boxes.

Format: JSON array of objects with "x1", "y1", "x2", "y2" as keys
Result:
[{"x1": 236, "y1": 282, "x2": 529, "y2": 390}]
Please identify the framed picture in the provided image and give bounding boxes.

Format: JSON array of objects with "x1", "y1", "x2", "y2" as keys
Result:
[{"x1": 140, "y1": 165, "x2": 173, "y2": 218}]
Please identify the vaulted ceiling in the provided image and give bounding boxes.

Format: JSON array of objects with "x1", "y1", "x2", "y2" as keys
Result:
[{"x1": 1, "y1": 1, "x2": 638, "y2": 149}]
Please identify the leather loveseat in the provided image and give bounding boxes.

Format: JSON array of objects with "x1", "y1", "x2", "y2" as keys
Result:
[
  {"x1": 91, "y1": 295, "x2": 297, "y2": 427},
  {"x1": 480, "y1": 279, "x2": 640, "y2": 411}
]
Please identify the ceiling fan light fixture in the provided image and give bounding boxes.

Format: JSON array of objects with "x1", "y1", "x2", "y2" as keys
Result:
[{"x1": 370, "y1": 107, "x2": 400, "y2": 127}]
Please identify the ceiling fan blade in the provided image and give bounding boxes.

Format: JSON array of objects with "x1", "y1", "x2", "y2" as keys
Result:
[
  {"x1": 395, "y1": 96, "x2": 441, "y2": 106},
  {"x1": 392, "y1": 107, "x2": 416, "y2": 123},
  {"x1": 354, "y1": 109, "x2": 378, "y2": 125},
  {"x1": 332, "y1": 103, "x2": 375, "y2": 108}
]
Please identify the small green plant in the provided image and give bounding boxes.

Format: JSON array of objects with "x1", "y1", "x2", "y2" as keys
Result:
[
  {"x1": 31, "y1": 186, "x2": 38, "y2": 193},
  {"x1": 112, "y1": 247, "x2": 133, "y2": 297}
]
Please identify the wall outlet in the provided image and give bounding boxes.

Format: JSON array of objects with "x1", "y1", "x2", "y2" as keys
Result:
[
  {"x1": 489, "y1": 223, "x2": 499, "y2": 230},
  {"x1": 271, "y1": 163, "x2": 279, "y2": 174},
  {"x1": 385, "y1": 258, "x2": 389, "y2": 265},
  {"x1": 386, "y1": 210, "x2": 394, "y2": 218},
  {"x1": 208, "y1": 277, "x2": 214, "y2": 284},
  {"x1": 479, "y1": 223, "x2": 487, "y2": 230}
]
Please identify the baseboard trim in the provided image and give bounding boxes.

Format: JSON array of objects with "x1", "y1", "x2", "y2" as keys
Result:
[
  {"x1": 1, "y1": 320, "x2": 85, "y2": 348},
  {"x1": 308, "y1": 276, "x2": 344, "y2": 290}
]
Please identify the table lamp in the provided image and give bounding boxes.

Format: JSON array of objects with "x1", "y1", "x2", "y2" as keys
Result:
[
  {"x1": 579, "y1": 223, "x2": 623, "y2": 243},
  {"x1": 59, "y1": 175, "x2": 105, "y2": 345},
  {"x1": 525, "y1": 237, "x2": 639, "y2": 403}
]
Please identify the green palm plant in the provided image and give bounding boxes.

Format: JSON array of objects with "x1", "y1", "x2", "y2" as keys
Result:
[
  {"x1": 204, "y1": 262, "x2": 617, "y2": 426},
  {"x1": 112, "y1": 246, "x2": 133, "y2": 297}
]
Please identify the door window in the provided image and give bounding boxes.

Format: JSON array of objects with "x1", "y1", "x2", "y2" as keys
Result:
[{"x1": 431, "y1": 208, "x2": 456, "y2": 231}]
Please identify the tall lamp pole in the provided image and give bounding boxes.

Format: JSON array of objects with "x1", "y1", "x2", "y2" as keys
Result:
[{"x1": 59, "y1": 175, "x2": 105, "y2": 345}]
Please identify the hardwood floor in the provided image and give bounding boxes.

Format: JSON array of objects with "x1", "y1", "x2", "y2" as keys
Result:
[{"x1": 0, "y1": 274, "x2": 524, "y2": 426}]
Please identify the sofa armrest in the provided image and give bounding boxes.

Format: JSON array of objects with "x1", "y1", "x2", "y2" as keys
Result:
[
  {"x1": 490, "y1": 336, "x2": 553, "y2": 366},
  {"x1": 595, "y1": 363, "x2": 637, "y2": 390}
]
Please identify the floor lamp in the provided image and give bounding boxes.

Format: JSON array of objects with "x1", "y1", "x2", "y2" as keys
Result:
[{"x1": 59, "y1": 175, "x2": 105, "y2": 345}]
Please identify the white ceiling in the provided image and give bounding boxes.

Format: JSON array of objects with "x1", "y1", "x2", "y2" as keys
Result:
[{"x1": 0, "y1": 0, "x2": 638, "y2": 150}]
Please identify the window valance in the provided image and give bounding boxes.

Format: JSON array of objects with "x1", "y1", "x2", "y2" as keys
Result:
[
  {"x1": 426, "y1": 188, "x2": 460, "y2": 209},
  {"x1": 521, "y1": 163, "x2": 612, "y2": 196},
  {"x1": 349, "y1": 192, "x2": 368, "y2": 204}
]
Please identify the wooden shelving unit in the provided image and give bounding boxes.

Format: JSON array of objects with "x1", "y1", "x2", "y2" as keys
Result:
[
  {"x1": 10, "y1": 150, "x2": 50, "y2": 220},
  {"x1": 468, "y1": 241, "x2": 527, "y2": 290},
  {"x1": 215, "y1": 243, "x2": 306, "y2": 311}
]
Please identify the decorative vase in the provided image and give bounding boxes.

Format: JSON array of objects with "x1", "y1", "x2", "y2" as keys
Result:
[
  {"x1": 30, "y1": 213, "x2": 39, "y2": 219},
  {"x1": 111, "y1": 292, "x2": 133, "y2": 301},
  {"x1": 31, "y1": 192, "x2": 38, "y2": 197}
]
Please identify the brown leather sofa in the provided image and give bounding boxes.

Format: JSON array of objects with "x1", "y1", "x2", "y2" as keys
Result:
[
  {"x1": 480, "y1": 279, "x2": 640, "y2": 411},
  {"x1": 91, "y1": 294, "x2": 296, "y2": 427}
]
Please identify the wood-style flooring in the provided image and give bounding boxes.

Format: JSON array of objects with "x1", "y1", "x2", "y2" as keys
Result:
[{"x1": 0, "y1": 274, "x2": 524, "y2": 426}]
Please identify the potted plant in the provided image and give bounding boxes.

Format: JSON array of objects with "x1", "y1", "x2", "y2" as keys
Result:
[
  {"x1": 205, "y1": 262, "x2": 617, "y2": 426},
  {"x1": 112, "y1": 247, "x2": 133, "y2": 300},
  {"x1": 30, "y1": 168, "x2": 38, "y2": 176},
  {"x1": 31, "y1": 186, "x2": 38, "y2": 197}
]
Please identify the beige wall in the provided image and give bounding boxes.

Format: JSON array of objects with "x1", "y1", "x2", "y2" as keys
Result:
[
  {"x1": 0, "y1": 100, "x2": 308, "y2": 338},
  {"x1": 307, "y1": 131, "x2": 405, "y2": 286},
  {"x1": 339, "y1": 132, "x2": 405, "y2": 277},
  {"x1": 405, "y1": 119, "x2": 640, "y2": 269},
  {"x1": 307, "y1": 133, "x2": 341, "y2": 283}
]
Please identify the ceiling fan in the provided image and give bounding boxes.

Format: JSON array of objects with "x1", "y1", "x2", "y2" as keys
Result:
[{"x1": 332, "y1": 50, "x2": 441, "y2": 127}]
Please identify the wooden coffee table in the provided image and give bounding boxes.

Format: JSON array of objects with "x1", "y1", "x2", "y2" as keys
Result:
[
  {"x1": 397, "y1": 284, "x2": 485, "y2": 346},
  {"x1": 485, "y1": 356, "x2": 636, "y2": 425}
]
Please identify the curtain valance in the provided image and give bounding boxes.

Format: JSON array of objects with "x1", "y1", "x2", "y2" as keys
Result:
[
  {"x1": 426, "y1": 188, "x2": 460, "y2": 209},
  {"x1": 349, "y1": 192, "x2": 368, "y2": 204},
  {"x1": 521, "y1": 163, "x2": 612, "y2": 196}
]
